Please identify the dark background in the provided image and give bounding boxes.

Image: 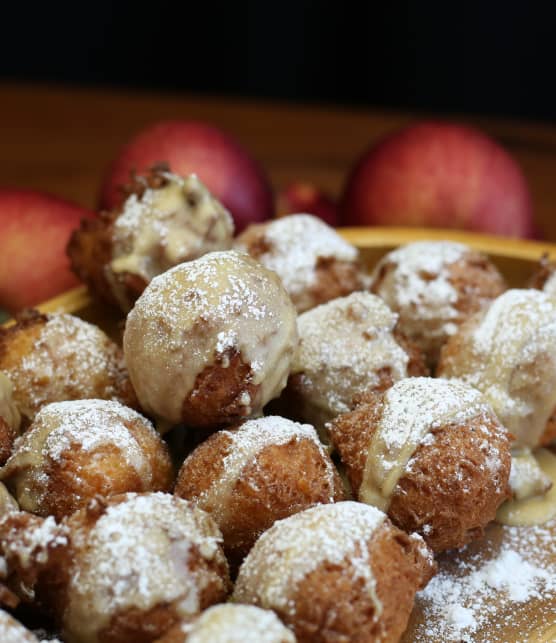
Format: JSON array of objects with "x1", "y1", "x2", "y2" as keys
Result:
[{"x1": 1, "y1": 2, "x2": 555, "y2": 121}]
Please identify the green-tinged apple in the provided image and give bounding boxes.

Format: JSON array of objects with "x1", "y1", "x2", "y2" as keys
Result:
[
  {"x1": 100, "y1": 121, "x2": 274, "y2": 232},
  {"x1": 340, "y1": 121, "x2": 534, "y2": 238},
  {"x1": 277, "y1": 181, "x2": 339, "y2": 226},
  {"x1": 0, "y1": 190, "x2": 95, "y2": 314}
]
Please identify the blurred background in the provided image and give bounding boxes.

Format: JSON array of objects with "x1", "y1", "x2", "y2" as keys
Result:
[
  {"x1": 2, "y1": 0, "x2": 556, "y2": 317},
  {"x1": 1, "y1": 2, "x2": 555, "y2": 120}
]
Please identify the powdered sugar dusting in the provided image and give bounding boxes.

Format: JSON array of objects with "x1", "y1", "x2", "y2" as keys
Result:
[
  {"x1": 3, "y1": 314, "x2": 131, "y2": 422},
  {"x1": 413, "y1": 519, "x2": 556, "y2": 642},
  {"x1": 184, "y1": 604, "x2": 295, "y2": 643},
  {"x1": 371, "y1": 241, "x2": 468, "y2": 357},
  {"x1": 292, "y1": 292, "x2": 410, "y2": 427},
  {"x1": 124, "y1": 251, "x2": 298, "y2": 424},
  {"x1": 233, "y1": 501, "x2": 385, "y2": 619},
  {"x1": 65, "y1": 493, "x2": 226, "y2": 642},
  {"x1": 440, "y1": 289, "x2": 556, "y2": 447},
  {"x1": 194, "y1": 416, "x2": 337, "y2": 525},
  {"x1": 235, "y1": 214, "x2": 358, "y2": 301},
  {"x1": 0, "y1": 610, "x2": 39, "y2": 642},
  {"x1": 360, "y1": 378, "x2": 498, "y2": 510},
  {"x1": 0, "y1": 400, "x2": 159, "y2": 514},
  {"x1": 109, "y1": 172, "x2": 233, "y2": 310}
]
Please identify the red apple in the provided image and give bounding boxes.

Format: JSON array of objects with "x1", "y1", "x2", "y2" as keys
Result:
[
  {"x1": 0, "y1": 190, "x2": 95, "y2": 314},
  {"x1": 277, "y1": 181, "x2": 339, "y2": 226},
  {"x1": 339, "y1": 121, "x2": 534, "y2": 238},
  {"x1": 100, "y1": 121, "x2": 274, "y2": 232}
]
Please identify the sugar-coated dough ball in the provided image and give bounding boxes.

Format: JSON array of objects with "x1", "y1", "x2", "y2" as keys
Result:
[
  {"x1": 124, "y1": 251, "x2": 298, "y2": 429},
  {"x1": 0, "y1": 400, "x2": 174, "y2": 519},
  {"x1": 330, "y1": 377, "x2": 511, "y2": 552},
  {"x1": 175, "y1": 416, "x2": 344, "y2": 567},
  {"x1": 61, "y1": 493, "x2": 230, "y2": 643},
  {"x1": 284, "y1": 291, "x2": 427, "y2": 429},
  {"x1": 155, "y1": 605, "x2": 295, "y2": 643},
  {"x1": 234, "y1": 214, "x2": 365, "y2": 313},
  {"x1": 438, "y1": 289, "x2": 556, "y2": 447},
  {"x1": 0, "y1": 373, "x2": 20, "y2": 465},
  {"x1": 0, "y1": 311, "x2": 137, "y2": 425},
  {"x1": 69, "y1": 168, "x2": 235, "y2": 312},
  {"x1": 233, "y1": 501, "x2": 434, "y2": 643},
  {"x1": 0, "y1": 609, "x2": 39, "y2": 642},
  {"x1": 370, "y1": 241, "x2": 506, "y2": 366}
]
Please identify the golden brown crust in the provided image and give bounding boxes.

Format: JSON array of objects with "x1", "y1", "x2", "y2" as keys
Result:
[
  {"x1": 330, "y1": 399, "x2": 512, "y2": 552},
  {"x1": 282, "y1": 522, "x2": 434, "y2": 643},
  {"x1": 393, "y1": 329, "x2": 429, "y2": 377},
  {"x1": 389, "y1": 416, "x2": 511, "y2": 551},
  {"x1": 67, "y1": 212, "x2": 125, "y2": 309},
  {"x1": 329, "y1": 397, "x2": 383, "y2": 493},
  {"x1": 0, "y1": 312, "x2": 139, "y2": 424},
  {"x1": 176, "y1": 430, "x2": 344, "y2": 571},
  {"x1": 68, "y1": 166, "x2": 173, "y2": 310},
  {"x1": 182, "y1": 352, "x2": 260, "y2": 429},
  {"x1": 448, "y1": 251, "x2": 507, "y2": 317},
  {"x1": 304, "y1": 256, "x2": 365, "y2": 313},
  {"x1": 97, "y1": 544, "x2": 229, "y2": 643}
]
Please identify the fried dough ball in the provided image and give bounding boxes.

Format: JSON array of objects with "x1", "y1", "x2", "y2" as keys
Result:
[
  {"x1": 0, "y1": 373, "x2": 20, "y2": 465},
  {"x1": 63, "y1": 493, "x2": 230, "y2": 643},
  {"x1": 0, "y1": 400, "x2": 173, "y2": 520},
  {"x1": 175, "y1": 416, "x2": 344, "y2": 568},
  {"x1": 0, "y1": 311, "x2": 137, "y2": 427},
  {"x1": 0, "y1": 609, "x2": 40, "y2": 642},
  {"x1": 0, "y1": 494, "x2": 230, "y2": 643},
  {"x1": 155, "y1": 605, "x2": 295, "y2": 643},
  {"x1": 68, "y1": 166, "x2": 234, "y2": 312},
  {"x1": 370, "y1": 241, "x2": 506, "y2": 367},
  {"x1": 330, "y1": 378, "x2": 511, "y2": 552},
  {"x1": 281, "y1": 292, "x2": 427, "y2": 431},
  {"x1": 233, "y1": 502, "x2": 435, "y2": 643},
  {"x1": 438, "y1": 289, "x2": 556, "y2": 447},
  {"x1": 234, "y1": 214, "x2": 366, "y2": 313},
  {"x1": 124, "y1": 251, "x2": 298, "y2": 431}
]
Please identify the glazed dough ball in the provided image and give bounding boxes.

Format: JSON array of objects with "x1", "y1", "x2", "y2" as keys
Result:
[
  {"x1": 330, "y1": 377, "x2": 511, "y2": 552},
  {"x1": 175, "y1": 416, "x2": 344, "y2": 567},
  {"x1": 233, "y1": 502, "x2": 435, "y2": 643},
  {"x1": 283, "y1": 292, "x2": 427, "y2": 430},
  {"x1": 155, "y1": 605, "x2": 295, "y2": 643},
  {"x1": 0, "y1": 400, "x2": 174, "y2": 519},
  {"x1": 0, "y1": 311, "x2": 137, "y2": 426},
  {"x1": 0, "y1": 373, "x2": 20, "y2": 465},
  {"x1": 69, "y1": 167, "x2": 234, "y2": 311},
  {"x1": 124, "y1": 251, "x2": 298, "y2": 430},
  {"x1": 370, "y1": 241, "x2": 506, "y2": 366},
  {"x1": 438, "y1": 289, "x2": 556, "y2": 447},
  {"x1": 0, "y1": 609, "x2": 39, "y2": 642},
  {"x1": 234, "y1": 214, "x2": 366, "y2": 313},
  {"x1": 62, "y1": 493, "x2": 230, "y2": 643},
  {"x1": 0, "y1": 494, "x2": 230, "y2": 643}
]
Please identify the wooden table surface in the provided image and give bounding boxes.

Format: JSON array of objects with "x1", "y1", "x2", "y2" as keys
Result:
[{"x1": 1, "y1": 83, "x2": 556, "y2": 239}]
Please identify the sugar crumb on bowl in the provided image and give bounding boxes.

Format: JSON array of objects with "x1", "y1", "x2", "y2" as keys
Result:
[{"x1": 409, "y1": 519, "x2": 556, "y2": 642}]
